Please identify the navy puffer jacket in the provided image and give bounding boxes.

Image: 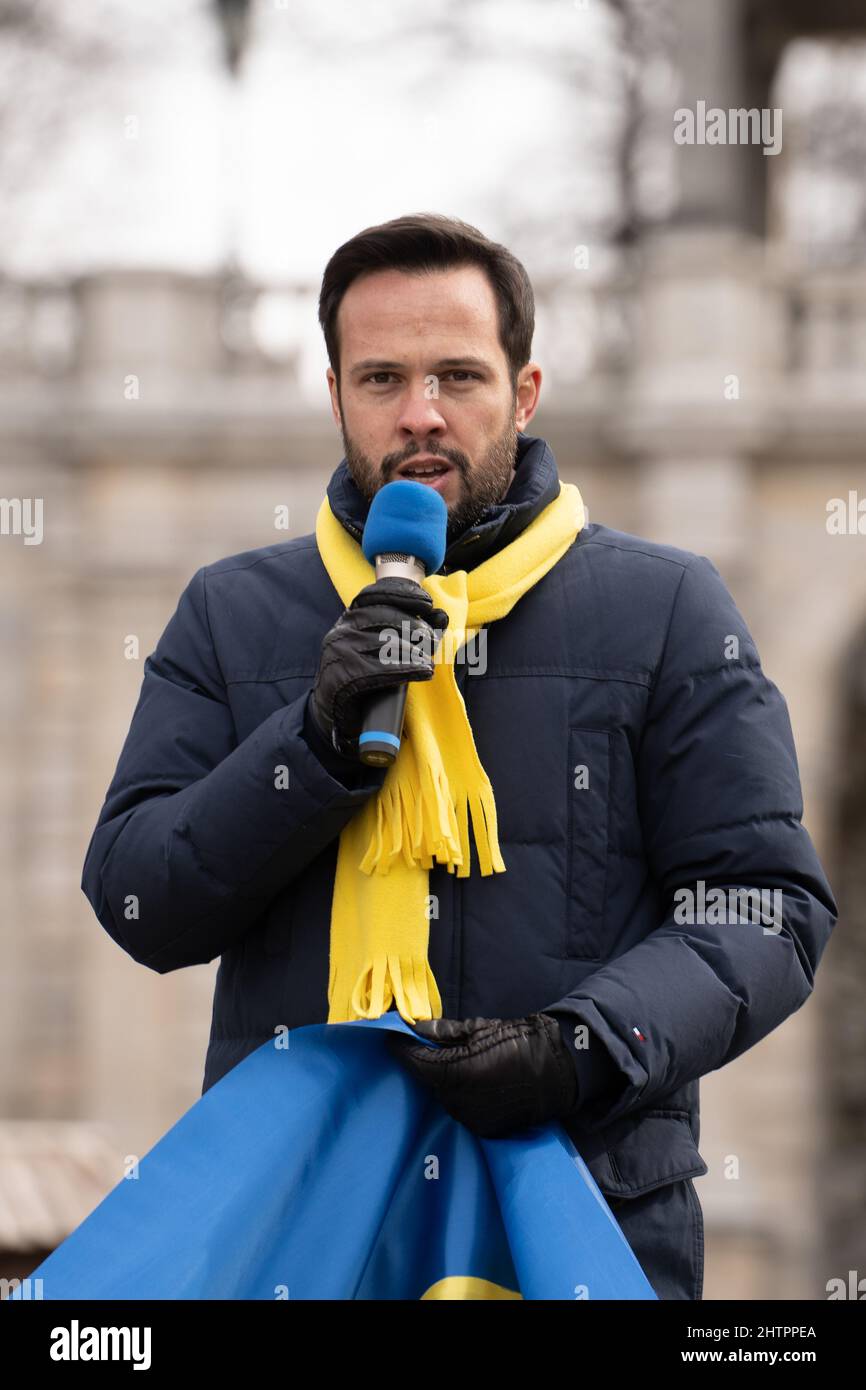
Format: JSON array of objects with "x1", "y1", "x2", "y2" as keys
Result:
[{"x1": 81, "y1": 432, "x2": 838, "y2": 1300}]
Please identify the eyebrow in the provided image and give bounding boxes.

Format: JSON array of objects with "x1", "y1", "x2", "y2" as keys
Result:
[{"x1": 349, "y1": 356, "x2": 494, "y2": 375}]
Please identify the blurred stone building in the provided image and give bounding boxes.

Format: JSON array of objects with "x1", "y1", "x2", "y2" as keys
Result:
[{"x1": 0, "y1": 0, "x2": 863, "y2": 1301}]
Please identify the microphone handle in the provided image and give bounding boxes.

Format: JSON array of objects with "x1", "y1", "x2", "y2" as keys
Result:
[
  {"x1": 358, "y1": 683, "x2": 410, "y2": 767},
  {"x1": 358, "y1": 555, "x2": 426, "y2": 767}
]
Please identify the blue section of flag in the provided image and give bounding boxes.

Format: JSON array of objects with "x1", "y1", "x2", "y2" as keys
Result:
[{"x1": 9, "y1": 1014, "x2": 656, "y2": 1300}]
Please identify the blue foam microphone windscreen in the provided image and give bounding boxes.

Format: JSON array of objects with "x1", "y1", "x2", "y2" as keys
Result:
[{"x1": 361, "y1": 479, "x2": 448, "y2": 575}]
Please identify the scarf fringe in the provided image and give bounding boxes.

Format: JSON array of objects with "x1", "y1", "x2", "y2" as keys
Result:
[
  {"x1": 329, "y1": 951, "x2": 443, "y2": 1024},
  {"x1": 358, "y1": 757, "x2": 507, "y2": 879}
]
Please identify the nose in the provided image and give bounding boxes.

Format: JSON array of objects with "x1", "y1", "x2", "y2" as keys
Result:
[{"x1": 395, "y1": 382, "x2": 447, "y2": 440}]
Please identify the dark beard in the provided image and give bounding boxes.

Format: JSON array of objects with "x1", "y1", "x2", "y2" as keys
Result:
[{"x1": 340, "y1": 414, "x2": 519, "y2": 545}]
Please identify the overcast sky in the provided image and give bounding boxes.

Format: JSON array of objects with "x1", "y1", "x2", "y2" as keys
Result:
[
  {"x1": 0, "y1": 0, "x2": 621, "y2": 284},
  {"x1": 1, "y1": 1, "x2": 864, "y2": 289}
]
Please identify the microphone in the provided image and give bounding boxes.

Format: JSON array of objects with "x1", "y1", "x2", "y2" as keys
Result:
[{"x1": 358, "y1": 480, "x2": 449, "y2": 766}]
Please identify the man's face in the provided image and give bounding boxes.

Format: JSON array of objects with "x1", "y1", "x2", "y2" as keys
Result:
[{"x1": 326, "y1": 265, "x2": 541, "y2": 539}]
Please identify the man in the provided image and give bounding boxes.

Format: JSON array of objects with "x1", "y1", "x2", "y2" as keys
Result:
[{"x1": 81, "y1": 212, "x2": 838, "y2": 1301}]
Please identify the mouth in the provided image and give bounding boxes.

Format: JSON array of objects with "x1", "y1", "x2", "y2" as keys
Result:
[{"x1": 395, "y1": 457, "x2": 455, "y2": 487}]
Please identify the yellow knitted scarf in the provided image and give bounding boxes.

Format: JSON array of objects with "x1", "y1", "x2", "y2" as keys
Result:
[{"x1": 315, "y1": 480, "x2": 586, "y2": 1025}]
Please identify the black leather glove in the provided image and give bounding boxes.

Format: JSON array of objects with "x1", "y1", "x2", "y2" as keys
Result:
[
  {"x1": 310, "y1": 576, "x2": 450, "y2": 760},
  {"x1": 386, "y1": 1013, "x2": 578, "y2": 1139}
]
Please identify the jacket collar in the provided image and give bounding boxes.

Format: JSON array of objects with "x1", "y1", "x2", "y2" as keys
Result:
[{"x1": 325, "y1": 432, "x2": 561, "y2": 574}]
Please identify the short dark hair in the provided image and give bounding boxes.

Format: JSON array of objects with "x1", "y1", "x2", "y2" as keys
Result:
[{"x1": 318, "y1": 212, "x2": 534, "y2": 393}]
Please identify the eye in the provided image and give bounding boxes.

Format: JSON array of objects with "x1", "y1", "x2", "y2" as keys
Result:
[{"x1": 360, "y1": 370, "x2": 481, "y2": 385}]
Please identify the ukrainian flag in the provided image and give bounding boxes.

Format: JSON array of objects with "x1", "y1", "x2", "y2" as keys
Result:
[{"x1": 10, "y1": 1014, "x2": 656, "y2": 1300}]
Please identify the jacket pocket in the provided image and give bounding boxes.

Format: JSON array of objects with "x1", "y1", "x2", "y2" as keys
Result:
[
  {"x1": 578, "y1": 1111, "x2": 708, "y2": 1301},
  {"x1": 567, "y1": 727, "x2": 611, "y2": 959},
  {"x1": 583, "y1": 1110, "x2": 708, "y2": 1200}
]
